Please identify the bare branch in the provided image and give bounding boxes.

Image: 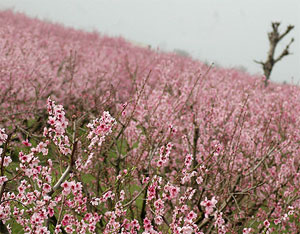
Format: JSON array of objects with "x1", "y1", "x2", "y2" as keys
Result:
[
  {"x1": 0, "y1": 220, "x2": 9, "y2": 234},
  {"x1": 48, "y1": 140, "x2": 77, "y2": 196},
  {"x1": 278, "y1": 25, "x2": 295, "y2": 41},
  {"x1": 123, "y1": 180, "x2": 150, "y2": 208},
  {"x1": 253, "y1": 60, "x2": 264, "y2": 65},
  {"x1": 274, "y1": 37, "x2": 294, "y2": 63}
]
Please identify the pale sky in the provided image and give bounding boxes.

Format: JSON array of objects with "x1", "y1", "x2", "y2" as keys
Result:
[{"x1": 1, "y1": 0, "x2": 299, "y2": 84}]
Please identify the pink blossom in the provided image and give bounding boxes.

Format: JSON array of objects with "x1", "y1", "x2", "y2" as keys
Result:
[
  {"x1": 1, "y1": 156, "x2": 12, "y2": 167},
  {"x1": 181, "y1": 226, "x2": 193, "y2": 234},
  {"x1": 196, "y1": 176, "x2": 203, "y2": 185},
  {"x1": 200, "y1": 197, "x2": 218, "y2": 217},
  {"x1": 0, "y1": 176, "x2": 8, "y2": 186},
  {"x1": 263, "y1": 219, "x2": 270, "y2": 228},
  {"x1": 22, "y1": 139, "x2": 32, "y2": 147},
  {"x1": 0, "y1": 128, "x2": 7, "y2": 146}
]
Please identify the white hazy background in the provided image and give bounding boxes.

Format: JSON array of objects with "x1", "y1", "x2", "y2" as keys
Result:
[{"x1": 1, "y1": 0, "x2": 299, "y2": 84}]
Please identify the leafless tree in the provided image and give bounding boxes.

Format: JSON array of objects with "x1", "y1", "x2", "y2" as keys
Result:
[{"x1": 255, "y1": 22, "x2": 294, "y2": 86}]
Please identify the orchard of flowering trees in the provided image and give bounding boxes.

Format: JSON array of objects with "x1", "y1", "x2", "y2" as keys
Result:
[{"x1": 0, "y1": 10, "x2": 299, "y2": 234}]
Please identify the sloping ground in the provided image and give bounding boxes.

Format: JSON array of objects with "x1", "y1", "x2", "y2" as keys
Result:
[
  {"x1": 0, "y1": 10, "x2": 299, "y2": 233},
  {"x1": 0, "y1": 10, "x2": 268, "y2": 116}
]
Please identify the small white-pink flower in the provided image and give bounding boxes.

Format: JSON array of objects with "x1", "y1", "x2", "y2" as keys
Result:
[
  {"x1": 0, "y1": 128, "x2": 8, "y2": 146},
  {"x1": 263, "y1": 219, "x2": 270, "y2": 228},
  {"x1": 0, "y1": 176, "x2": 8, "y2": 186},
  {"x1": 243, "y1": 228, "x2": 252, "y2": 234},
  {"x1": 200, "y1": 196, "x2": 218, "y2": 217},
  {"x1": 181, "y1": 226, "x2": 193, "y2": 234},
  {"x1": 1, "y1": 156, "x2": 12, "y2": 167},
  {"x1": 61, "y1": 181, "x2": 71, "y2": 195},
  {"x1": 196, "y1": 176, "x2": 203, "y2": 184}
]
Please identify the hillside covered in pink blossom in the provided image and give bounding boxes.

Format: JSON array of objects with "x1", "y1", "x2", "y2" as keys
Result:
[{"x1": 0, "y1": 10, "x2": 299, "y2": 234}]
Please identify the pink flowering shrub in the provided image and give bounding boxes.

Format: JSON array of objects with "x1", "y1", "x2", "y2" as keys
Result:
[{"x1": 0, "y1": 10, "x2": 300, "y2": 234}]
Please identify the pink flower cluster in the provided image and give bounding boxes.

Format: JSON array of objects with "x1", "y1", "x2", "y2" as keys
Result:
[
  {"x1": 156, "y1": 142, "x2": 172, "y2": 168},
  {"x1": 87, "y1": 111, "x2": 116, "y2": 149},
  {"x1": 44, "y1": 97, "x2": 71, "y2": 155}
]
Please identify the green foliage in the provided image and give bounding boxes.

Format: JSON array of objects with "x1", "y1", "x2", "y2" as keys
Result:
[{"x1": 82, "y1": 173, "x2": 96, "y2": 185}]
